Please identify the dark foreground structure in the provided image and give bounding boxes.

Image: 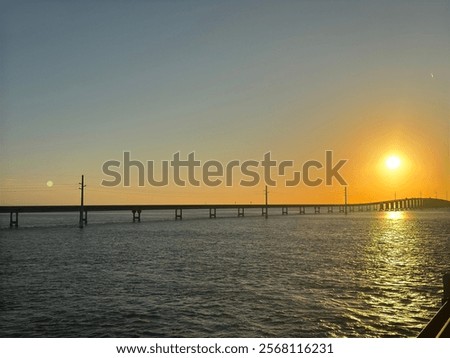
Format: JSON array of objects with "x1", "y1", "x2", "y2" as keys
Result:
[{"x1": 418, "y1": 274, "x2": 450, "y2": 338}]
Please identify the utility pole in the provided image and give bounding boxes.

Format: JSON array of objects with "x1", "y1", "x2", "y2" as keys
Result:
[
  {"x1": 264, "y1": 185, "x2": 268, "y2": 219},
  {"x1": 79, "y1": 175, "x2": 86, "y2": 228},
  {"x1": 344, "y1": 186, "x2": 348, "y2": 215}
]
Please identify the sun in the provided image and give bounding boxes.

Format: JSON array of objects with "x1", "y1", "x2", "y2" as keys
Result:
[
  {"x1": 386, "y1": 155, "x2": 401, "y2": 170},
  {"x1": 46, "y1": 180, "x2": 54, "y2": 187}
]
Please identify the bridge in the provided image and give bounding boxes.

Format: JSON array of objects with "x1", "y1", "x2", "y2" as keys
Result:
[{"x1": 1, "y1": 198, "x2": 448, "y2": 228}]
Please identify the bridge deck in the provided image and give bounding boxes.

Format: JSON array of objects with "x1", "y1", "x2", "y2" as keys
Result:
[
  {"x1": 1, "y1": 203, "x2": 360, "y2": 213},
  {"x1": 1, "y1": 198, "x2": 447, "y2": 228},
  {"x1": 2, "y1": 197, "x2": 445, "y2": 214}
]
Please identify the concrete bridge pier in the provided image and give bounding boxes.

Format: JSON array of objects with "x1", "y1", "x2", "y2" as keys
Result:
[
  {"x1": 209, "y1": 208, "x2": 216, "y2": 218},
  {"x1": 132, "y1": 209, "x2": 141, "y2": 222},
  {"x1": 175, "y1": 208, "x2": 182, "y2": 220},
  {"x1": 282, "y1": 207, "x2": 288, "y2": 215},
  {"x1": 314, "y1": 206, "x2": 320, "y2": 214},
  {"x1": 261, "y1": 207, "x2": 268, "y2": 217},
  {"x1": 299, "y1": 206, "x2": 305, "y2": 215},
  {"x1": 9, "y1": 211, "x2": 18, "y2": 228},
  {"x1": 81, "y1": 210, "x2": 88, "y2": 225},
  {"x1": 238, "y1": 207, "x2": 245, "y2": 217}
]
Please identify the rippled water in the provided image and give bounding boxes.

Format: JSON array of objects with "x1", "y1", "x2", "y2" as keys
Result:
[{"x1": 0, "y1": 209, "x2": 449, "y2": 337}]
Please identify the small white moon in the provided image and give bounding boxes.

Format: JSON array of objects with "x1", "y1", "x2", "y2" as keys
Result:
[
  {"x1": 46, "y1": 180, "x2": 54, "y2": 187},
  {"x1": 430, "y1": 73, "x2": 434, "y2": 78}
]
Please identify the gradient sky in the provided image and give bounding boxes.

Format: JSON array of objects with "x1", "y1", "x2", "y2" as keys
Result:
[{"x1": 1, "y1": 0, "x2": 449, "y2": 205}]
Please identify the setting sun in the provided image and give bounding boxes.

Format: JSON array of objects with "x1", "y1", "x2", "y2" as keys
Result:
[{"x1": 386, "y1": 155, "x2": 401, "y2": 170}]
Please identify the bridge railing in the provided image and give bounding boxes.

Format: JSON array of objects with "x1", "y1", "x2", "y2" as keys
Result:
[{"x1": 418, "y1": 274, "x2": 450, "y2": 338}]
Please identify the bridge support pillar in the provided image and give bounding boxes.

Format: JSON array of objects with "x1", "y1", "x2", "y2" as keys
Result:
[
  {"x1": 339, "y1": 205, "x2": 344, "y2": 213},
  {"x1": 299, "y1": 206, "x2": 305, "y2": 214},
  {"x1": 175, "y1": 208, "x2": 182, "y2": 220},
  {"x1": 9, "y1": 211, "x2": 18, "y2": 228},
  {"x1": 282, "y1": 207, "x2": 288, "y2": 215},
  {"x1": 132, "y1": 209, "x2": 141, "y2": 222},
  {"x1": 262, "y1": 207, "x2": 268, "y2": 217},
  {"x1": 209, "y1": 208, "x2": 216, "y2": 218},
  {"x1": 82, "y1": 210, "x2": 88, "y2": 225},
  {"x1": 314, "y1": 206, "x2": 320, "y2": 214},
  {"x1": 238, "y1": 208, "x2": 245, "y2": 217},
  {"x1": 328, "y1": 206, "x2": 333, "y2": 213}
]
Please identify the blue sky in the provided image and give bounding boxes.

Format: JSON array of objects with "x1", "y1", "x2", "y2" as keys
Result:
[{"x1": 1, "y1": 0, "x2": 449, "y2": 204}]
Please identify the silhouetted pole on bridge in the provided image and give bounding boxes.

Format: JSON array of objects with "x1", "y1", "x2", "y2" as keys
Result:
[
  {"x1": 264, "y1": 185, "x2": 269, "y2": 219},
  {"x1": 344, "y1": 186, "x2": 348, "y2": 215},
  {"x1": 79, "y1": 175, "x2": 86, "y2": 228}
]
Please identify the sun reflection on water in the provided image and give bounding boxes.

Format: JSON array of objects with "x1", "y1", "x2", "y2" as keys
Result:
[
  {"x1": 356, "y1": 211, "x2": 435, "y2": 335},
  {"x1": 385, "y1": 211, "x2": 406, "y2": 220}
]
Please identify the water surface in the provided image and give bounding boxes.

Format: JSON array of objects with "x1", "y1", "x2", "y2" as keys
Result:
[{"x1": 1, "y1": 210, "x2": 449, "y2": 337}]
